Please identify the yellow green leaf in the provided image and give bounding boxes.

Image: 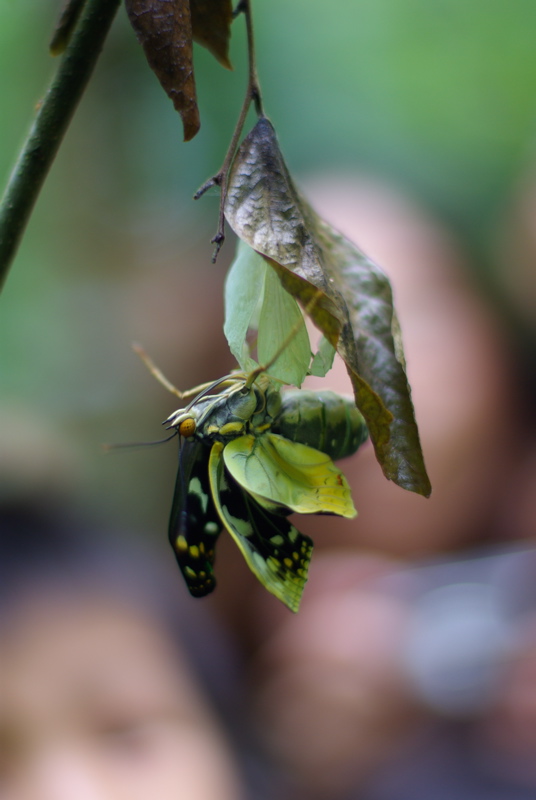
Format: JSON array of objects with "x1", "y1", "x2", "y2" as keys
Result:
[{"x1": 222, "y1": 433, "x2": 357, "y2": 517}]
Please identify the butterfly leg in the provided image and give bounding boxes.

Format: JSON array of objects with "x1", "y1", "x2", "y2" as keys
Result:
[{"x1": 132, "y1": 342, "x2": 217, "y2": 400}]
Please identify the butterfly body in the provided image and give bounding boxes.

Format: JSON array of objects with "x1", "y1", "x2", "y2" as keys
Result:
[
  {"x1": 272, "y1": 389, "x2": 369, "y2": 461},
  {"x1": 165, "y1": 375, "x2": 281, "y2": 443}
]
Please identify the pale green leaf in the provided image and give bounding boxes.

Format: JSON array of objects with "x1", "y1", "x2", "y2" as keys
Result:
[
  {"x1": 223, "y1": 433, "x2": 356, "y2": 517},
  {"x1": 223, "y1": 239, "x2": 264, "y2": 372},
  {"x1": 309, "y1": 335, "x2": 336, "y2": 377},
  {"x1": 258, "y1": 263, "x2": 311, "y2": 386}
]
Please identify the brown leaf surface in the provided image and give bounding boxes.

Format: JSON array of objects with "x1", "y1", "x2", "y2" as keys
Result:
[
  {"x1": 125, "y1": 0, "x2": 200, "y2": 141},
  {"x1": 224, "y1": 117, "x2": 431, "y2": 497},
  {"x1": 190, "y1": 0, "x2": 233, "y2": 69}
]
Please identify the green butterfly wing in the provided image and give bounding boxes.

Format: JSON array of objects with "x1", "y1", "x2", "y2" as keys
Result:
[
  {"x1": 222, "y1": 433, "x2": 357, "y2": 518},
  {"x1": 168, "y1": 439, "x2": 222, "y2": 597},
  {"x1": 208, "y1": 442, "x2": 313, "y2": 613}
]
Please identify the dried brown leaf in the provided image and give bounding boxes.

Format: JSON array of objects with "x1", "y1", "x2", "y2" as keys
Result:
[
  {"x1": 191, "y1": 0, "x2": 233, "y2": 69},
  {"x1": 125, "y1": 0, "x2": 200, "y2": 141},
  {"x1": 224, "y1": 117, "x2": 431, "y2": 497}
]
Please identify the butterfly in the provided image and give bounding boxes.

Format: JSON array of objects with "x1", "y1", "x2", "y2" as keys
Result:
[{"x1": 162, "y1": 370, "x2": 367, "y2": 612}]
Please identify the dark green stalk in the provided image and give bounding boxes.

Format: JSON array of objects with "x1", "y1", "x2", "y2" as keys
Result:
[
  {"x1": 0, "y1": 0, "x2": 120, "y2": 293},
  {"x1": 194, "y1": 0, "x2": 262, "y2": 262}
]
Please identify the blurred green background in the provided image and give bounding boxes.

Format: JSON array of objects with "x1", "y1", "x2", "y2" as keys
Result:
[{"x1": 1, "y1": 0, "x2": 535, "y2": 532}]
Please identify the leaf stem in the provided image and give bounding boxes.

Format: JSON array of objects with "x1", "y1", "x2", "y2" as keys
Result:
[
  {"x1": 194, "y1": 0, "x2": 263, "y2": 261},
  {"x1": 242, "y1": 0, "x2": 263, "y2": 116},
  {"x1": 0, "y1": 0, "x2": 120, "y2": 294}
]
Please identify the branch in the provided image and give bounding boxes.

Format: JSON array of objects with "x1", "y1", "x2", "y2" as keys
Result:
[
  {"x1": 194, "y1": 0, "x2": 262, "y2": 262},
  {"x1": 0, "y1": 0, "x2": 121, "y2": 294}
]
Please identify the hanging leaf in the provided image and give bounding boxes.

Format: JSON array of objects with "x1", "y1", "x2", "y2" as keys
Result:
[
  {"x1": 309, "y1": 335, "x2": 337, "y2": 378},
  {"x1": 190, "y1": 0, "x2": 233, "y2": 69},
  {"x1": 313, "y1": 216, "x2": 430, "y2": 494},
  {"x1": 224, "y1": 117, "x2": 431, "y2": 497},
  {"x1": 224, "y1": 240, "x2": 312, "y2": 385},
  {"x1": 257, "y1": 261, "x2": 311, "y2": 387},
  {"x1": 125, "y1": 0, "x2": 200, "y2": 141},
  {"x1": 224, "y1": 238, "x2": 264, "y2": 372}
]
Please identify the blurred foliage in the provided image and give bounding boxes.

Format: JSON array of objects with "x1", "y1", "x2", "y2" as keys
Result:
[{"x1": 1, "y1": 0, "x2": 535, "y2": 527}]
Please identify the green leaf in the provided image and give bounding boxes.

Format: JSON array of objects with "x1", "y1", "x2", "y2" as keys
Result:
[
  {"x1": 224, "y1": 117, "x2": 431, "y2": 497},
  {"x1": 258, "y1": 262, "x2": 311, "y2": 387},
  {"x1": 223, "y1": 239, "x2": 264, "y2": 372},
  {"x1": 309, "y1": 335, "x2": 336, "y2": 377},
  {"x1": 223, "y1": 433, "x2": 356, "y2": 517},
  {"x1": 224, "y1": 240, "x2": 312, "y2": 385}
]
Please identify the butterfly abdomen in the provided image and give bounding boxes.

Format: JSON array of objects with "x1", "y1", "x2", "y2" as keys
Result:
[{"x1": 272, "y1": 389, "x2": 368, "y2": 461}]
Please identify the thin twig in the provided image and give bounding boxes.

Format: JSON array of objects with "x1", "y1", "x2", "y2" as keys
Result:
[
  {"x1": 194, "y1": 0, "x2": 263, "y2": 262},
  {"x1": 0, "y1": 0, "x2": 120, "y2": 294}
]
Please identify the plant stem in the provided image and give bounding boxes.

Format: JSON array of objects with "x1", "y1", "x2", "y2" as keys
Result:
[
  {"x1": 194, "y1": 0, "x2": 263, "y2": 262},
  {"x1": 0, "y1": 0, "x2": 120, "y2": 294}
]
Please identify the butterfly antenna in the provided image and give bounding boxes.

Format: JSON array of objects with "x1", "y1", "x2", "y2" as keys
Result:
[{"x1": 102, "y1": 430, "x2": 178, "y2": 452}]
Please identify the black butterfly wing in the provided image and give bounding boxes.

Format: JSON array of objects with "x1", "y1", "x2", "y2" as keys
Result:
[
  {"x1": 208, "y1": 441, "x2": 313, "y2": 612},
  {"x1": 168, "y1": 438, "x2": 222, "y2": 597}
]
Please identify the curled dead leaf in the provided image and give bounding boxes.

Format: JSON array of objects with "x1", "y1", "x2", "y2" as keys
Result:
[
  {"x1": 125, "y1": 0, "x2": 200, "y2": 141},
  {"x1": 191, "y1": 0, "x2": 233, "y2": 69},
  {"x1": 224, "y1": 117, "x2": 431, "y2": 497}
]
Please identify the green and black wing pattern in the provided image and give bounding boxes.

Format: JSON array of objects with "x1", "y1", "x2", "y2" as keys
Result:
[
  {"x1": 168, "y1": 438, "x2": 222, "y2": 597},
  {"x1": 208, "y1": 441, "x2": 313, "y2": 613},
  {"x1": 164, "y1": 379, "x2": 365, "y2": 611}
]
